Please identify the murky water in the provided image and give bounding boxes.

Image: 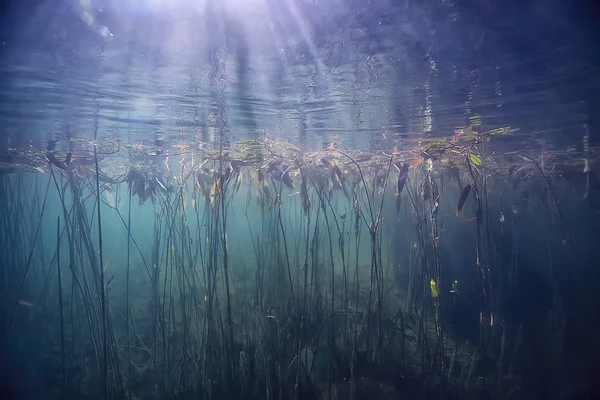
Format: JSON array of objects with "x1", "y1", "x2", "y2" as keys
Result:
[{"x1": 1, "y1": 1, "x2": 600, "y2": 399}]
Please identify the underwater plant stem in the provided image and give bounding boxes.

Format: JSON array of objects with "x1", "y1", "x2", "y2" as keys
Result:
[
  {"x1": 466, "y1": 154, "x2": 489, "y2": 393},
  {"x1": 7, "y1": 172, "x2": 52, "y2": 333},
  {"x1": 50, "y1": 169, "x2": 81, "y2": 392},
  {"x1": 126, "y1": 184, "x2": 132, "y2": 400},
  {"x1": 319, "y1": 189, "x2": 336, "y2": 400},
  {"x1": 365, "y1": 230, "x2": 380, "y2": 366},
  {"x1": 335, "y1": 149, "x2": 374, "y2": 226},
  {"x1": 428, "y1": 175, "x2": 445, "y2": 395},
  {"x1": 516, "y1": 153, "x2": 573, "y2": 249},
  {"x1": 221, "y1": 170, "x2": 236, "y2": 384},
  {"x1": 93, "y1": 145, "x2": 109, "y2": 398},
  {"x1": 277, "y1": 189, "x2": 297, "y2": 316},
  {"x1": 57, "y1": 217, "x2": 66, "y2": 397},
  {"x1": 350, "y1": 195, "x2": 361, "y2": 400},
  {"x1": 322, "y1": 185, "x2": 350, "y2": 365}
]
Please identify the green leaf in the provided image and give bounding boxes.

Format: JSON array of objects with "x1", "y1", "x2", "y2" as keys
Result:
[
  {"x1": 450, "y1": 280, "x2": 459, "y2": 294},
  {"x1": 481, "y1": 127, "x2": 517, "y2": 136},
  {"x1": 469, "y1": 154, "x2": 483, "y2": 166},
  {"x1": 430, "y1": 279, "x2": 439, "y2": 299},
  {"x1": 469, "y1": 115, "x2": 482, "y2": 127},
  {"x1": 461, "y1": 129, "x2": 479, "y2": 138}
]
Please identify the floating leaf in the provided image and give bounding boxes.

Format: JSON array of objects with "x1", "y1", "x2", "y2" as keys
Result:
[
  {"x1": 410, "y1": 137, "x2": 451, "y2": 144},
  {"x1": 430, "y1": 279, "x2": 439, "y2": 298},
  {"x1": 469, "y1": 115, "x2": 482, "y2": 127},
  {"x1": 461, "y1": 129, "x2": 479, "y2": 138},
  {"x1": 482, "y1": 127, "x2": 518, "y2": 136},
  {"x1": 469, "y1": 154, "x2": 483, "y2": 167}
]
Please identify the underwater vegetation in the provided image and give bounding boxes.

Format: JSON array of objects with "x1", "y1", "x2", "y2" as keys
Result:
[{"x1": 0, "y1": 119, "x2": 599, "y2": 400}]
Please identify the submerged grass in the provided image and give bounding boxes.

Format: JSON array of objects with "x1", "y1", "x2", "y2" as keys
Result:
[{"x1": 0, "y1": 127, "x2": 598, "y2": 399}]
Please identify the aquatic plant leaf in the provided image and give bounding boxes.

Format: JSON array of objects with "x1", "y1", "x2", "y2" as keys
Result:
[
  {"x1": 469, "y1": 154, "x2": 483, "y2": 167},
  {"x1": 409, "y1": 136, "x2": 450, "y2": 144},
  {"x1": 333, "y1": 165, "x2": 344, "y2": 182},
  {"x1": 461, "y1": 216, "x2": 476, "y2": 225},
  {"x1": 238, "y1": 139, "x2": 262, "y2": 147},
  {"x1": 430, "y1": 279, "x2": 439, "y2": 298},
  {"x1": 46, "y1": 152, "x2": 68, "y2": 170},
  {"x1": 482, "y1": 127, "x2": 517, "y2": 136},
  {"x1": 421, "y1": 178, "x2": 431, "y2": 200},
  {"x1": 267, "y1": 160, "x2": 282, "y2": 174},
  {"x1": 103, "y1": 259, "x2": 110, "y2": 274},
  {"x1": 397, "y1": 162, "x2": 409, "y2": 195},
  {"x1": 301, "y1": 175, "x2": 310, "y2": 215},
  {"x1": 330, "y1": 170, "x2": 342, "y2": 190},
  {"x1": 461, "y1": 129, "x2": 479, "y2": 138},
  {"x1": 285, "y1": 145, "x2": 302, "y2": 154},
  {"x1": 424, "y1": 158, "x2": 433, "y2": 172},
  {"x1": 106, "y1": 274, "x2": 115, "y2": 288},
  {"x1": 321, "y1": 157, "x2": 333, "y2": 169},
  {"x1": 223, "y1": 165, "x2": 232, "y2": 182},
  {"x1": 409, "y1": 157, "x2": 424, "y2": 169},
  {"x1": 18, "y1": 300, "x2": 34, "y2": 307},
  {"x1": 282, "y1": 171, "x2": 294, "y2": 189},
  {"x1": 469, "y1": 115, "x2": 482, "y2": 127},
  {"x1": 450, "y1": 280, "x2": 459, "y2": 294},
  {"x1": 17, "y1": 299, "x2": 42, "y2": 309},
  {"x1": 431, "y1": 195, "x2": 439, "y2": 220},
  {"x1": 456, "y1": 183, "x2": 472, "y2": 217}
]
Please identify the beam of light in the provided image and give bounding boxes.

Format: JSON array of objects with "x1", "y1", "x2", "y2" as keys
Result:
[
  {"x1": 282, "y1": 0, "x2": 326, "y2": 74},
  {"x1": 78, "y1": 0, "x2": 113, "y2": 38},
  {"x1": 123, "y1": 0, "x2": 267, "y2": 14}
]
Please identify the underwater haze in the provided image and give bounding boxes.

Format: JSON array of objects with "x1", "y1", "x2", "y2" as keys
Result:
[{"x1": 1, "y1": 0, "x2": 600, "y2": 399}]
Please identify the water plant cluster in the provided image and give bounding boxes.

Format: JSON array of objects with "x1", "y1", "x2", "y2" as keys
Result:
[{"x1": 0, "y1": 120, "x2": 597, "y2": 399}]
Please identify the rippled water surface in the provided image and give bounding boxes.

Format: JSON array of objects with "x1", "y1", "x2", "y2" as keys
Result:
[{"x1": 1, "y1": 0, "x2": 598, "y2": 151}]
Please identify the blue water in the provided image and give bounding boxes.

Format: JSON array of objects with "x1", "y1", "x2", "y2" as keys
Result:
[{"x1": 1, "y1": 1, "x2": 599, "y2": 399}]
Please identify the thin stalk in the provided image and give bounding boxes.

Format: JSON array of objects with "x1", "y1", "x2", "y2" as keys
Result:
[
  {"x1": 466, "y1": 154, "x2": 487, "y2": 393},
  {"x1": 93, "y1": 145, "x2": 109, "y2": 398},
  {"x1": 57, "y1": 217, "x2": 67, "y2": 397},
  {"x1": 126, "y1": 184, "x2": 132, "y2": 399},
  {"x1": 8, "y1": 172, "x2": 52, "y2": 333}
]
